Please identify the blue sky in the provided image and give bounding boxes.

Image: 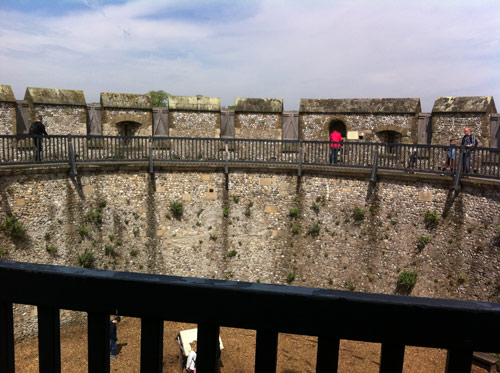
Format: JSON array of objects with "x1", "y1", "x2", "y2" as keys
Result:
[{"x1": 1, "y1": 0, "x2": 499, "y2": 111}]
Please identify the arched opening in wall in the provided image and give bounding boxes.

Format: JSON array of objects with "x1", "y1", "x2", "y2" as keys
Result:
[
  {"x1": 328, "y1": 120, "x2": 347, "y2": 139},
  {"x1": 117, "y1": 121, "x2": 141, "y2": 137},
  {"x1": 376, "y1": 130, "x2": 402, "y2": 154}
]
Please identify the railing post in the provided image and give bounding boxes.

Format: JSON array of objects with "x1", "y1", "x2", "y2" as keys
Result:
[
  {"x1": 453, "y1": 146, "x2": 464, "y2": 191},
  {"x1": 298, "y1": 140, "x2": 303, "y2": 177},
  {"x1": 0, "y1": 301, "x2": 15, "y2": 373},
  {"x1": 380, "y1": 342, "x2": 405, "y2": 373},
  {"x1": 370, "y1": 145, "x2": 379, "y2": 183},
  {"x1": 148, "y1": 137, "x2": 154, "y2": 175},
  {"x1": 446, "y1": 345, "x2": 473, "y2": 373},
  {"x1": 224, "y1": 141, "x2": 229, "y2": 174},
  {"x1": 140, "y1": 317, "x2": 163, "y2": 373},
  {"x1": 197, "y1": 323, "x2": 220, "y2": 373},
  {"x1": 316, "y1": 334, "x2": 339, "y2": 372},
  {"x1": 68, "y1": 134, "x2": 77, "y2": 176},
  {"x1": 88, "y1": 312, "x2": 110, "y2": 373},
  {"x1": 38, "y1": 306, "x2": 61, "y2": 373},
  {"x1": 255, "y1": 329, "x2": 278, "y2": 373}
]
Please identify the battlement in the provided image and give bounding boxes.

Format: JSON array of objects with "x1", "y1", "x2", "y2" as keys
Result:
[{"x1": 0, "y1": 84, "x2": 498, "y2": 148}]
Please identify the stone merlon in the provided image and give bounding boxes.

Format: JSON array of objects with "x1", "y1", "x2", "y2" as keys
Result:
[
  {"x1": 432, "y1": 96, "x2": 497, "y2": 113},
  {"x1": 101, "y1": 92, "x2": 152, "y2": 109},
  {"x1": 300, "y1": 98, "x2": 421, "y2": 114},
  {"x1": 235, "y1": 98, "x2": 283, "y2": 113},
  {"x1": 168, "y1": 95, "x2": 220, "y2": 112},
  {"x1": 0, "y1": 85, "x2": 16, "y2": 103},
  {"x1": 25, "y1": 87, "x2": 86, "y2": 106}
]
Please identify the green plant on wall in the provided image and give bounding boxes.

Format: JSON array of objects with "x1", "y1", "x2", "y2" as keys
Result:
[
  {"x1": 77, "y1": 226, "x2": 91, "y2": 239},
  {"x1": 308, "y1": 221, "x2": 321, "y2": 236},
  {"x1": 291, "y1": 222, "x2": 301, "y2": 235},
  {"x1": 286, "y1": 272, "x2": 296, "y2": 284},
  {"x1": 223, "y1": 206, "x2": 230, "y2": 218},
  {"x1": 397, "y1": 270, "x2": 418, "y2": 294},
  {"x1": 416, "y1": 235, "x2": 431, "y2": 250},
  {"x1": 352, "y1": 206, "x2": 365, "y2": 225},
  {"x1": 1, "y1": 214, "x2": 26, "y2": 239},
  {"x1": 289, "y1": 207, "x2": 300, "y2": 218},
  {"x1": 312, "y1": 202, "x2": 320, "y2": 213},
  {"x1": 78, "y1": 249, "x2": 95, "y2": 268},
  {"x1": 170, "y1": 201, "x2": 184, "y2": 220},
  {"x1": 424, "y1": 210, "x2": 440, "y2": 229}
]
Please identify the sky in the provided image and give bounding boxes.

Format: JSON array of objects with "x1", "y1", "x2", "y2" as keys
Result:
[{"x1": 0, "y1": 0, "x2": 499, "y2": 111}]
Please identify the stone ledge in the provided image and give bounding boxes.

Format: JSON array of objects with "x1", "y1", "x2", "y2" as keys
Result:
[
  {"x1": 0, "y1": 85, "x2": 16, "y2": 103},
  {"x1": 25, "y1": 87, "x2": 86, "y2": 106}
]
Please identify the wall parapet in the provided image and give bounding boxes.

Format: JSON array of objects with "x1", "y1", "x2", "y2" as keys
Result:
[
  {"x1": 100, "y1": 92, "x2": 152, "y2": 109},
  {"x1": 0, "y1": 85, "x2": 16, "y2": 103},
  {"x1": 432, "y1": 96, "x2": 496, "y2": 113},
  {"x1": 168, "y1": 95, "x2": 220, "y2": 112},
  {"x1": 24, "y1": 87, "x2": 86, "y2": 106},
  {"x1": 300, "y1": 98, "x2": 421, "y2": 114},
  {"x1": 235, "y1": 98, "x2": 283, "y2": 113}
]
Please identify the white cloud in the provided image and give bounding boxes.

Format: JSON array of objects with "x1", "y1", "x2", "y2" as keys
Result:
[{"x1": 0, "y1": 0, "x2": 498, "y2": 111}]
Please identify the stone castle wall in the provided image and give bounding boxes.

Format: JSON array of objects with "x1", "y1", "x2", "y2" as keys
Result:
[
  {"x1": 300, "y1": 113, "x2": 418, "y2": 142},
  {"x1": 235, "y1": 113, "x2": 282, "y2": 139},
  {"x1": 431, "y1": 113, "x2": 491, "y2": 146},
  {"x1": 33, "y1": 104, "x2": 87, "y2": 136},
  {"x1": 169, "y1": 111, "x2": 220, "y2": 138},
  {"x1": 0, "y1": 102, "x2": 16, "y2": 135},
  {"x1": 102, "y1": 108, "x2": 153, "y2": 136}
]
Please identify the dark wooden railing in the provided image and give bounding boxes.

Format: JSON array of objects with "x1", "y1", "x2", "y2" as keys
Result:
[
  {"x1": 1, "y1": 261, "x2": 499, "y2": 373},
  {"x1": 0, "y1": 135, "x2": 499, "y2": 181}
]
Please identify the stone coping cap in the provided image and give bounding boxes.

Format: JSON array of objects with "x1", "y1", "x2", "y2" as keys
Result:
[
  {"x1": 101, "y1": 92, "x2": 152, "y2": 109},
  {"x1": 25, "y1": 87, "x2": 86, "y2": 106},
  {"x1": 234, "y1": 98, "x2": 283, "y2": 113},
  {"x1": 0, "y1": 85, "x2": 16, "y2": 103},
  {"x1": 168, "y1": 95, "x2": 220, "y2": 111},
  {"x1": 300, "y1": 98, "x2": 421, "y2": 114},
  {"x1": 432, "y1": 96, "x2": 496, "y2": 114}
]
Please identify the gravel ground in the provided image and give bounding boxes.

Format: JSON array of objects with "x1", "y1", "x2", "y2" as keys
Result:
[{"x1": 14, "y1": 317, "x2": 488, "y2": 372}]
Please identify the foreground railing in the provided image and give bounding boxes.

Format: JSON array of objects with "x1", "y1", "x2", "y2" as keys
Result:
[
  {"x1": 1, "y1": 261, "x2": 499, "y2": 373},
  {"x1": 0, "y1": 135, "x2": 499, "y2": 180}
]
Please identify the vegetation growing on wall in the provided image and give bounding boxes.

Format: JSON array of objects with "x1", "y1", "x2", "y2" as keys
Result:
[
  {"x1": 1, "y1": 214, "x2": 26, "y2": 239},
  {"x1": 397, "y1": 270, "x2": 418, "y2": 294}
]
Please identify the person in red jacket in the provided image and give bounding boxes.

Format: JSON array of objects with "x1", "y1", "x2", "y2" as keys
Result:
[{"x1": 330, "y1": 130, "x2": 342, "y2": 164}]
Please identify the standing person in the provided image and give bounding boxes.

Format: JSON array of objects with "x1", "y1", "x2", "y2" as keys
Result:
[
  {"x1": 186, "y1": 340, "x2": 197, "y2": 373},
  {"x1": 442, "y1": 139, "x2": 456, "y2": 172},
  {"x1": 329, "y1": 129, "x2": 342, "y2": 165},
  {"x1": 461, "y1": 127, "x2": 477, "y2": 173},
  {"x1": 110, "y1": 316, "x2": 121, "y2": 359},
  {"x1": 29, "y1": 115, "x2": 48, "y2": 161}
]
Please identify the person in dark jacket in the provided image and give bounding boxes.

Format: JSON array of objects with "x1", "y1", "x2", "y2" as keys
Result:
[
  {"x1": 29, "y1": 115, "x2": 48, "y2": 161},
  {"x1": 110, "y1": 316, "x2": 121, "y2": 359},
  {"x1": 461, "y1": 127, "x2": 477, "y2": 173}
]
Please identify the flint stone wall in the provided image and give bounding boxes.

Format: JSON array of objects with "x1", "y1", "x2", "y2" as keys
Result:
[
  {"x1": 431, "y1": 113, "x2": 491, "y2": 147},
  {"x1": 235, "y1": 113, "x2": 282, "y2": 139},
  {"x1": 300, "y1": 113, "x2": 418, "y2": 142},
  {"x1": 1, "y1": 168, "x2": 499, "y2": 339},
  {"x1": 32, "y1": 104, "x2": 87, "y2": 135},
  {"x1": 0, "y1": 102, "x2": 16, "y2": 135},
  {"x1": 169, "y1": 111, "x2": 220, "y2": 138}
]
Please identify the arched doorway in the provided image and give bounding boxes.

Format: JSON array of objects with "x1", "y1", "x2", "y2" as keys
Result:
[
  {"x1": 328, "y1": 119, "x2": 347, "y2": 139},
  {"x1": 376, "y1": 130, "x2": 402, "y2": 154},
  {"x1": 116, "y1": 121, "x2": 141, "y2": 137}
]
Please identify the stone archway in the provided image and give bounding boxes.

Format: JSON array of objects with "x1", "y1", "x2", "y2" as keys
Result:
[
  {"x1": 328, "y1": 119, "x2": 347, "y2": 139},
  {"x1": 376, "y1": 130, "x2": 402, "y2": 144},
  {"x1": 116, "y1": 120, "x2": 141, "y2": 137}
]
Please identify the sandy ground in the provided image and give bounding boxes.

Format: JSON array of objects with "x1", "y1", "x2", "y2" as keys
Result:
[{"x1": 14, "y1": 317, "x2": 490, "y2": 372}]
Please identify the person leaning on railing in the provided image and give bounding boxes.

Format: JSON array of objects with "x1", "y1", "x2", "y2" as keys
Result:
[
  {"x1": 461, "y1": 127, "x2": 477, "y2": 174},
  {"x1": 29, "y1": 115, "x2": 48, "y2": 161},
  {"x1": 330, "y1": 130, "x2": 342, "y2": 165},
  {"x1": 441, "y1": 139, "x2": 456, "y2": 172}
]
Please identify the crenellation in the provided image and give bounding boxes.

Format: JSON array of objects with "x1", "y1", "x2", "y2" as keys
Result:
[{"x1": 0, "y1": 85, "x2": 497, "y2": 147}]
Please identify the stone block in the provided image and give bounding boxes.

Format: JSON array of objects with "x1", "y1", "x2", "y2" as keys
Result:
[
  {"x1": 206, "y1": 187, "x2": 217, "y2": 200},
  {"x1": 260, "y1": 178, "x2": 272, "y2": 186},
  {"x1": 16, "y1": 198, "x2": 25, "y2": 206},
  {"x1": 265, "y1": 205, "x2": 278, "y2": 213},
  {"x1": 156, "y1": 230, "x2": 164, "y2": 237},
  {"x1": 82, "y1": 185, "x2": 93, "y2": 195},
  {"x1": 418, "y1": 191, "x2": 433, "y2": 202},
  {"x1": 156, "y1": 186, "x2": 165, "y2": 193},
  {"x1": 201, "y1": 175, "x2": 211, "y2": 181},
  {"x1": 182, "y1": 193, "x2": 192, "y2": 201}
]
